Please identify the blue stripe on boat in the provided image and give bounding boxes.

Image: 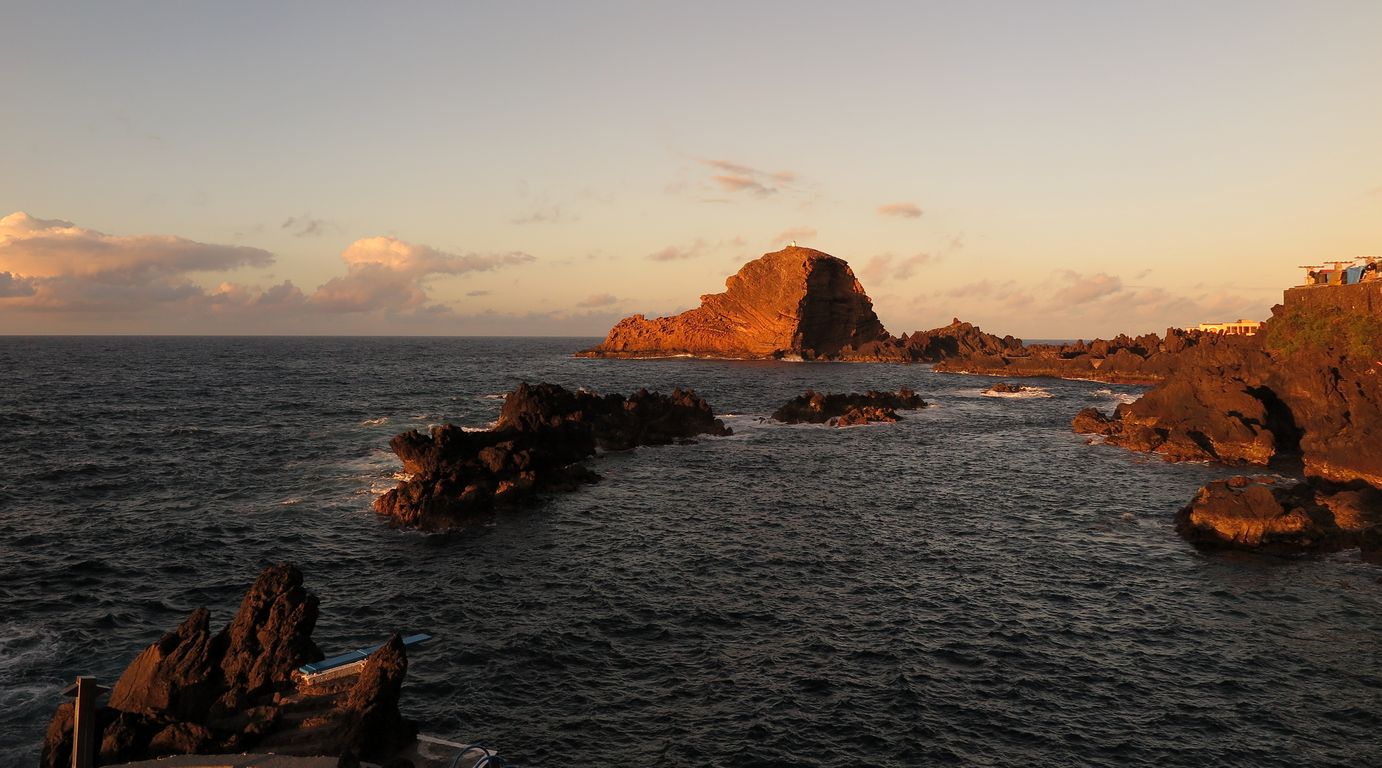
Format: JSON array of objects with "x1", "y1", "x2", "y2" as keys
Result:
[{"x1": 298, "y1": 633, "x2": 431, "y2": 675}]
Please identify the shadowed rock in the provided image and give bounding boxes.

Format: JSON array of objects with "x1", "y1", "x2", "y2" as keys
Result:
[
  {"x1": 40, "y1": 565, "x2": 397, "y2": 768},
  {"x1": 375, "y1": 383, "x2": 732, "y2": 530},
  {"x1": 771, "y1": 389, "x2": 927, "y2": 427}
]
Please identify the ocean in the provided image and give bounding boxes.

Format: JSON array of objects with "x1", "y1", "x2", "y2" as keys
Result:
[{"x1": 1, "y1": 337, "x2": 1378, "y2": 766}]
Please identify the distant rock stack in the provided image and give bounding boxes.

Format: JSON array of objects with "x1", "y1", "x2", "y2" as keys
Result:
[{"x1": 579, "y1": 246, "x2": 904, "y2": 360}]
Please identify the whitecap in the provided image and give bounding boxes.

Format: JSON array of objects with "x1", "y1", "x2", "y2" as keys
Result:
[
  {"x1": 360, "y1": 416, "x2": 389, "y2": 426},
  {"x1": 982, "y1": 387, "x2": 1053, "y2": 399}
]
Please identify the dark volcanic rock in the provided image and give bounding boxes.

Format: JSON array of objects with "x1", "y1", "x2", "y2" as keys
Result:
[
  {"x1": 375, "y1": 383, "x2": 731, "y2": 530},
  {"x1": 932, "y1": 325, "x2": 1215, "y2": 384},
  {"x1": 579, "y1": 246, "x2": 901, "y2": 360},
  {"x1": 218, "y1": 563, "x2": 323, "y2": 700},
  {"x1": 336, "y1": 634, "x2": 415, "y2": 760},
  {"x1": 896, "y1": 318, "x2": 1024, "y2": 363},
  {"x1": 1075, "y1": 290, "x2": 1382, "y2": 484},
  {"x1": 771, "y1": 389, "x2": 927, "y2": 427},
  {"x1": 107, "y1": 607, "x2": 220, "y2": 722},
  {"x1": 1176, "y1": 477, "x2": 1382, "y2": 554},
  {"x1": 41, "y1": 565, "x2": 389, "y2": 768}
]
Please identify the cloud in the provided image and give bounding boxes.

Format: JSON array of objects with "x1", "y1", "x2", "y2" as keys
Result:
[
  {"x1": 1051, "y1": 271, "x2": 1123, "y2": 305},
  {"x1": 700, "y1": 159, "x2": 796, "y2": 198},
  {"x1": 0, "y1": 212, "x2": 534, "y2": 324},
  {"x1": 281, "y1": 216, "x2": 327, "y2": 238},
  {"x1": 511, "y1": 205, "x2": 566, "y2": 225},
  {"x1": 771, "y1": 226, "x2": 817, "y2": 245},
  {"x1": 861, "y1": 252, "x2": 931, "y2": 284},
  {"x1": 647, "y1": 239, "x2": 706, "y2": 262},
  {"x1": 309, "y1": 237, "x2": 535, "y2": 313},
  {"x1": 576, "y1": 293, "x2": 619, "y2": 308},
  {"x1": 0, "y1": 211, "x2": 272, "y2": 279},
  {"x1": 0, "y1": 271, "x2": 36, "y2": 297},
  {"x1": 466, "y1": 289, "x2": 492, "y2": 297},
  {"x1": 877, "y1": 202, "x2": 923, "y2": 219}
]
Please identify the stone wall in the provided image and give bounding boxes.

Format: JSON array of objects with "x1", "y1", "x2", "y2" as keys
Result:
[{"x1": 1282, "y1": 281, "x2": 1382, "y2": 317}]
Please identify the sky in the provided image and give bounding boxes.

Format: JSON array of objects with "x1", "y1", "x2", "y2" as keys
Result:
[{"x1": 3, "y1": 1, "x2": 1380, "y2": 338}]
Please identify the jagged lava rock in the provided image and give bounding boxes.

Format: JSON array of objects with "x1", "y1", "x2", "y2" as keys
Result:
[
  {"x1": 336, "y1": 633, "x2": 416, "y2": 760},
  {"x1": 579, "y1": 246, "x2": 901, "y2": 360},
  {"x1": 375, "y1": 383, "x2": 731, "y2": 530},
  {"x1": 771, "y1": 389, "x2": 927, "y2": 426},
  {"x1": 106, "y1": 607, "x2": 220, "y2": 722},
  {"x1": 42, "y1": 564, "x2": 337, "y2": 768},
  {"x1": 217, "y1": 563, "x2": 323, "y2": 699}
]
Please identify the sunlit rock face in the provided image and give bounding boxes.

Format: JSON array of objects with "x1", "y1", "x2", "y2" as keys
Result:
[{"x1": 580, "y1": 246, "x2": 899, "y2": 360}]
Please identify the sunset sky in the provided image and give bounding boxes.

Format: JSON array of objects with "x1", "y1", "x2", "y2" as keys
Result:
[{"x1": 4, "y1": 1, "x2": 1380, "y2": 338}]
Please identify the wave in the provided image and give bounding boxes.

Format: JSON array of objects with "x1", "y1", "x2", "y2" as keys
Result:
[
  {"x1": 1093, "y1": 388, "x2": 1139, "y2": 405},
  {"x1": 982, "y1": 387, "x2": 1053, "y2": 399}
]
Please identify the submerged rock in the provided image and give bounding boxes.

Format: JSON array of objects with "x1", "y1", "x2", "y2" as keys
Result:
[
  {"x1": 375, "y1": 382, "x2": 731, "y2": 530},
  {"x1": 579, "y1": 246, "x2": 902, "y2": 360},
  {"x1": 771, "y1": 389, "x2": 927, "y2": 427}
]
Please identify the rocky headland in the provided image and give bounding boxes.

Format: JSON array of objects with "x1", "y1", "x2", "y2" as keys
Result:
[
  {"x1": 578, "y1": 246, "x2": 903, "y2": 361},
  {"x1": 374, "y1": 382, "x2": 731, "y2": 530},
  {"x1": 576, "y1": 247, "x2": 1211, "y2": 383},
  {"x1": 1075, "y1": 282, "x2": 1382, "y2": 554},
  {"x1": 771, "y1": 389, "x2": 928, "y2": 426},
  {"x1": 42, "y1": 564, "x2": 414, "y2": 767}
]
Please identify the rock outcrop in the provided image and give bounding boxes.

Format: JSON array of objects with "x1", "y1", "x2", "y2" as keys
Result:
[
  {"x1": 42, "y1": 565, "x2": 414, "y2": 767},
  {"x1": 771, "y1": 389, "x2": 927, "y2": 427},
  {"x1": 375, "y1": 383, "x2": 731, "y2": 530},
  {"x1": 932, "y1": 326, "x2": 1215, "y2": 384},
  {"x1": 893, "y1": 318, "x2": 1025, "y2": 363},
  {"x1": 1176, "y1": 476, "x2": 1382, "y2": 554},
  {"x1": 579, "y1": 246, "x2": 903, "y2": 360}
]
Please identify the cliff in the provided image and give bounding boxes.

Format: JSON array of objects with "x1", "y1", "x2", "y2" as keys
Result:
[{"x1": 579, "y1": 246, "x2": 902, "y2": 360}]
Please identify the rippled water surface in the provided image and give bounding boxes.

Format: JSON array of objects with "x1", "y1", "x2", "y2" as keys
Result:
[{"x1": 2, "y1": 337, "x2": 1379, "y2": 766}]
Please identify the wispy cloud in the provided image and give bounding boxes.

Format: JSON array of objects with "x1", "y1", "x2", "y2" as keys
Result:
[
  {"x1": 861, "y1": 252, "x2": 931, "y2": 284},
  {"x1": 281, "y1": 215, "x2": 328, "y2": 238},
  {"x1": 647, "y1": 239, "x2": 707, "y2": 262},
  {"x1": 576, "y1": 293, "x2": 619, "y2": 308},
  {"x1": 877, "y1": 202, "x2": 923, "y2": 219},
  {"x1": 1051, "y1": 271, "x2": 1123, "y2": 305},
  {"x1": 700, "y1": 159, "x2": 796, "y2": 198},
  {"x1": 511, "y1": 204, "x2": 568, "y2": 225}
]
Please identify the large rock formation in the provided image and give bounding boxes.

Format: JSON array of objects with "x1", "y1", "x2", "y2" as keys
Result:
[
  {"x1": 41, "y1": 565, "x2": 414, "y2": 767},
  {"x1": 579, "y1": 246, "x2": 903, "y2": 360},
  {"x1": 1075, "y1": 283, "x2": 1382, "y2": 554},
  {"x1": 375, "y1": 383, "x2": 731, "y2": 530},
  {"x1": 1072, "y1": 294, "x2": 1382, "y2": 482},
  {"x1": 771, "y1": 389, "x2": 928, "y2": 427}
]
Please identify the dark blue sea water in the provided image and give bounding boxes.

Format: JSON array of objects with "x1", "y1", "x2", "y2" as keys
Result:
[{"x1": 1, "y1": 337, "x2": 1378, "y2": 767}]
